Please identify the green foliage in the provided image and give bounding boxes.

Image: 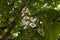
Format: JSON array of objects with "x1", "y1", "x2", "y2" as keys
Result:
[{"x1": 0, "y1": 0, "x2": 60, "y2": 40}]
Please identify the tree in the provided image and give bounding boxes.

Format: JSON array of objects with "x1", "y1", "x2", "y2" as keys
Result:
[{"x1": 0, "y1": 0, "x2": 60, "y2": 40}]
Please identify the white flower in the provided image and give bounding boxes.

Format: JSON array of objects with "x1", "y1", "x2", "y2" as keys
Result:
[
  {"x1": 21, "y1": 13, "x2": 24, "y2": 16},
  {"x1": 23, "y1": 26, "x2": 27, "y2": 29},
  {"x1": 23, "y1": 21, "x2": 30, "y2": 26},
  {"x1": 30, "y1": 17, "x2": 37, "y2": 22},
  {"x1": 29, "y1": 23, "x2": 36, "y2": 28},
  {"x1": 23, "y1": 16, "x2": 29, "y2": 19},
  {"x1": 22, "y1": 7, "x2": 26, "y2": 13}
]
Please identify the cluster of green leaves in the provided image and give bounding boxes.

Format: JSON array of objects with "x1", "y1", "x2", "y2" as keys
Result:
[{"x1": 0, "y1": 0, "x2": 60, "y2": 40}]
